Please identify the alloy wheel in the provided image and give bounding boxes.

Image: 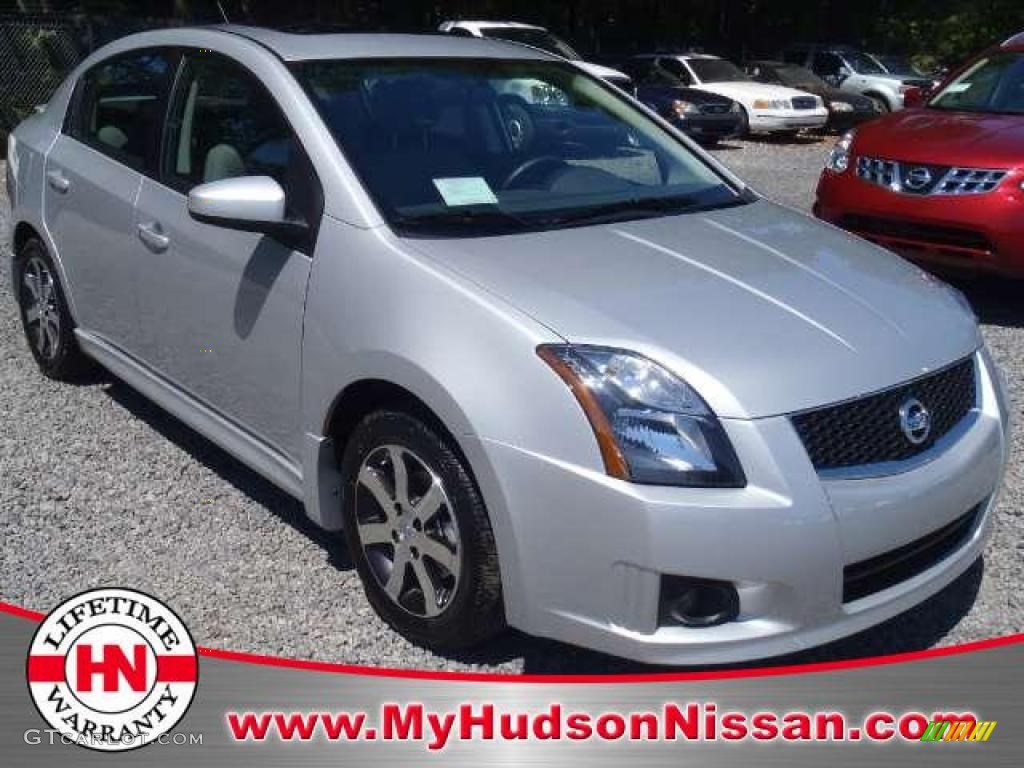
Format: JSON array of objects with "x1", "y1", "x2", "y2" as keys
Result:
[
  {"x1": 354, "y1": 444, "x2": 462, "y2": 618},
  {"x1": 20, "y1": 256, "x2": 61, "y2": 361}
]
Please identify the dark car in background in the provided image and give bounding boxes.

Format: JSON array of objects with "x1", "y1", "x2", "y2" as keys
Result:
[
  {"x1": 618, "y1": 57, "x2": 744, "y2": 144},
  {"x1": 744, "y1": 60, "x2": 878, "y2": 131}
]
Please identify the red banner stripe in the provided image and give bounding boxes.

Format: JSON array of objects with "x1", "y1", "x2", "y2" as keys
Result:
[
  {"x1": 27, "y1": 654, "x2": 197, "y2": 684},
  {"x1": 27, "y1": 655, "x2": 64, "y2": 683},
  {"x1": 157, "y1": 655, "x2": 198, "y2": 683}
]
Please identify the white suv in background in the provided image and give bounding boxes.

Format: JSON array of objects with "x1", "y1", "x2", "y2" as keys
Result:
[
  {"x1": 631, "y1": 53, "x2": 827, "y2": 135},
  {"x1": 439, "y1": 20, "x2": 634, "y2": 90}
]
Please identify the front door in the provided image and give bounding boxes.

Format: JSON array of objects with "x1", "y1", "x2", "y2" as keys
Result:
[{"x1": 132, "y1": 51, "x2": 321, "y2": 459}]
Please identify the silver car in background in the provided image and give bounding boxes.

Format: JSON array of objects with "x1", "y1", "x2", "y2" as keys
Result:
[{"x1": 7, "y1": 26, "x2": 1010, "y2": 665}]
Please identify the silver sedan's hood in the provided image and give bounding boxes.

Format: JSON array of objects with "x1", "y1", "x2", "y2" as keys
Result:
[{"x1": 406, "y1": 201, "x2": 980, "y2": 418}]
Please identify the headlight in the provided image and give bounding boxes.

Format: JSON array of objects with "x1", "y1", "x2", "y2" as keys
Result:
[
  {"x1": 829, "y1": 101, "x2": 854, "y2": 112},
  {"x1": 752, "y1": 98, "x2": 790, "y2": 110},
  {"x1": 669, "y1": 99, "x2": 699, "y2": 118},
  {"x1": 825, "y1": 129, "x2": 856, "y2": 173},
  {"x1": 537, "y1": 345, "x2": 745, "y2": 487}
]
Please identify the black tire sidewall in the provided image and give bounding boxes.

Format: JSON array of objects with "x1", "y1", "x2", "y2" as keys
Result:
[{"x1": 339, "y1": 410, "x2": 503, "y2": 650}]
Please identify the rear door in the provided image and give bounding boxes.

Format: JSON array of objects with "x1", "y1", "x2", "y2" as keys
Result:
[
  {"x1": 43, "y1": 48, "x2": 176, "y2": 355},
  {"x1": 131, "y1": 50, "x2": 321, "y2": 459}
]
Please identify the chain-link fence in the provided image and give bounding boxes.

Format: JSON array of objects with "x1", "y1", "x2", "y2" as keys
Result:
[
  {"x1": 0, "y1": 12, "x2": 179, "y2": 157},
  {"x1": 0, "y1": 14, "x2": 83, "y2": 154}
]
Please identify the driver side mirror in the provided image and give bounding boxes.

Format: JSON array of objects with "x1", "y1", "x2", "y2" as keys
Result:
[
  {"x1": 902, "y1": 86, "x2": 925, "y2": 108},
  {"x1": 187, "y1": 175, "x2": 308, "y2": 246}
]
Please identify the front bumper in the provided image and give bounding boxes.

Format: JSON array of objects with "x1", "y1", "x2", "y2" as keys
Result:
[
  {"x1": 672, "y1": 113, "x2": 743, "y2": 141},
  {"x1": 748, "y1": 108, "x2": 828, "y2": 133},
  {"x1": 826, "y1": 108, "x2": 877, "y2": 132},
  {"x1": 815, "y1": 163, "x2": 1024, "y2": 277},
  {"x1": 485, "y1": 350, "x2": 1009, "y2": 665}
]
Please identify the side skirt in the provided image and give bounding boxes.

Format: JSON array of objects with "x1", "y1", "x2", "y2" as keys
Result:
[{"x1": 75, "y1": 330, "x2": 305, "y2": 501}]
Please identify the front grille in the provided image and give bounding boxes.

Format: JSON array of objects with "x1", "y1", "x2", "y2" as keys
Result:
[
  {"x1": 791, "y1": 96, "x2": 818, "y2": 110},
  {"x1": 791, "y1": 357, "x2": 976, "y2": 472},
  {"x1": 843, "y1": 505, "x2": 981, "y2": 602},
  {"x1": 935, "y1": 167, "x2": 1008, "y2": 195},
  {"x1": 856, "y1": 155, "x2": 1007, "y2": 196},
  {"x1": 699, "y1": 103, "x2": 732, "y2": 115},
  {"x1": 839, "y1": 214, "x2": 994, "y2": 259}
]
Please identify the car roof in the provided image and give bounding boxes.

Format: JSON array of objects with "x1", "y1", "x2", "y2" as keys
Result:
[
  {"x1": 1001, "y1": 30, "x2": 1024, "y2": 50},
  {"x1": 631, "y1": 52, "x2": 719, "y2": 60},
  {"x1": 213, "y1": 24, "x2": 556, "y2": 61},
  {"x1": 443, "y1": 20, "x2": 545, "y2": 31}
]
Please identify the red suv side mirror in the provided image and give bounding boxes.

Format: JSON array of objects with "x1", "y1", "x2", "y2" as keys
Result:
[{"x1": 902, "y1": 86, "x2": 924, "y2": 108}]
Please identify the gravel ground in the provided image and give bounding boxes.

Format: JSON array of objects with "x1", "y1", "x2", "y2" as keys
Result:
[{"x1": 1, "y1": 138, "x2": 1021, "y2": 674}]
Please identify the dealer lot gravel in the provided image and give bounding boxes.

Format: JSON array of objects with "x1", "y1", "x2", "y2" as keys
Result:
[{"x1": 2, "y1": 130, "x2": 1022, "y2": 672}]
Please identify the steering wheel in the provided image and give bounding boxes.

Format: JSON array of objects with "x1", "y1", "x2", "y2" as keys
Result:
[
  {"x1": 500, "y1": 156, "x2": 568, "y2": 190},
  {"x1": 497, "y1": 94, "x2": 536, "y2": 152}
]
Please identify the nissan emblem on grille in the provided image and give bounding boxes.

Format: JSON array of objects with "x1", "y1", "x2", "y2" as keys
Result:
[
  {"x1": 899, "y1": 397, "x2": 932, "y2": 445},
  {"x1": 905, "y1": 167, "x2": 933, "y2": 191}
]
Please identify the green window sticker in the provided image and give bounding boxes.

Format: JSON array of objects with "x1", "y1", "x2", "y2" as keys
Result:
[{"x1": 433, "y1": 177, "x2": 499, "y2": 207}]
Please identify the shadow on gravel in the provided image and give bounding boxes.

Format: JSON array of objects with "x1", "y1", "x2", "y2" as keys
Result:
[
  {"x1": 102, "y1": 378, "x2": 353, "y2": 572},
  {"x1": 951, "y1": 276, "x2": 1024, "y2": 330},
  {"x1": 441, "y1": 557, "x2": 985, "y2": 675}
]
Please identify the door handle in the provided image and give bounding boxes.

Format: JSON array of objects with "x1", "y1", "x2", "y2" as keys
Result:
[
  {"x1": 137, "y1": 222, "x2": 170, "y2": 252},
  {"x1": 46, "y1": 170, "x2": 70, "y2": 193}
]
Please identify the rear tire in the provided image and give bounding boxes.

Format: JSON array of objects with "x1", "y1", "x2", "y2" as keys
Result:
[
  {"x1": 340, "y1": 410, "x2": 505, "y2": 651},
  {"x1": 13, "y1": 238, "x2": 93, "y2": 380}
]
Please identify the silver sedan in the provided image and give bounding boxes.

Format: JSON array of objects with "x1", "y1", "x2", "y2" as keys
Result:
[{"x1": 6, "y1": 26, "x2": 1011, "y2": 664}]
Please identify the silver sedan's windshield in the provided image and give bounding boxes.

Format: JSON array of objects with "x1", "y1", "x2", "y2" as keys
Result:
[{"x1": 298, "y1": 58, "x2": 744, "y2": 236}]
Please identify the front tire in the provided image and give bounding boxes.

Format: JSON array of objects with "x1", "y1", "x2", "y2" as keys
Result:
[
  {"x1": 13, "y1": 238, "x2": 93, "y2": 380},
  {"x1": 868, "y1": 94, "x2": 890, "y2": 114},
  {"x1": 340, "y1": 410, "x2": 505, "y2": 651}
]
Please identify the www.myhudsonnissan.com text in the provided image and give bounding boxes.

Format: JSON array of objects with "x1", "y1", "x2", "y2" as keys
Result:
[{"x1": 225, "y1": 703, "x2": 997, "y2": 749}]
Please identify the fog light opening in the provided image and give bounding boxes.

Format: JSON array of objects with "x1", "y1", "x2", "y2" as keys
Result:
[{"x1": 660, "y1": 576, "x2": 739, "y2": 628}]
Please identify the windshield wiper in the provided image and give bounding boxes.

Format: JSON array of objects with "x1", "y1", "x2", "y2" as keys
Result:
[
  {"x1": 391, "y1": 208, "x2": 532, "y2": 235},
  {"x1": 534, "y1": 194, "x2": 722, "y2": 228}
]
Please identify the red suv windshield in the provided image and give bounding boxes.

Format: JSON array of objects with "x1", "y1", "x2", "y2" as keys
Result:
[{"x1": 930, "y1": 51, "x2": 1024, "y2": 114}]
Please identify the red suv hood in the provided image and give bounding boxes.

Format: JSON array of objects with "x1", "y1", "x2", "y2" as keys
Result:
[{"x1": 855, "y1": 109, "x2": 1024, "y2": 168}]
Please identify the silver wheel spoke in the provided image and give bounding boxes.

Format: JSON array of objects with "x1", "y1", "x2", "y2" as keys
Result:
[
  {"x1": 418, "y1": 536, "x2": 457, "y2": 573},
  {"x1": 23, "y1": 270, "x2": 42, "y2": 303},
  {"x1": 388, "y1": 446, "x2": 410, "y2": 507},
  {"x1": 411, "y1": 558, "x2": 441, "y2": 617},
  {"x1": 384, "y1": 548, "x2": 410, "y2": 600},
  {"x1": 358, "y1": 521, "x2": 392, "y2": 546},
  {"x1": 24, "y1": 304, "x2": 41, "y2": 325},
  {"x1": 358, "y1": 465, "x2": 396, "y2": 521},
  {"x1": 43, "y1": 318, "x2": 59, "y2": 355},
  {"x1": 39, "y1": 277, "x2": 53, "y2": 305},
  {"x1": 414, "y1": 478, "x2": 444, "y2": 522}
]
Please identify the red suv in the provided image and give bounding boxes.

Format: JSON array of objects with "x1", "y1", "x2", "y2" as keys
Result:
[{"x1": 815, "y1": 32, "x2": 1024, "y2": 278}]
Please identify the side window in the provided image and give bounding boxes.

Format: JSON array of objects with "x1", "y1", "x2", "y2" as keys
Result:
[
  {"x1": 71, "y1": 50, "x2": 174, "y2": 172},
  {"x1": 163, "y1": 52, "x2": 320, "y2": 226},
  {"x1": 658, "y1": 58, "x2": 693, "y2": 85}
]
